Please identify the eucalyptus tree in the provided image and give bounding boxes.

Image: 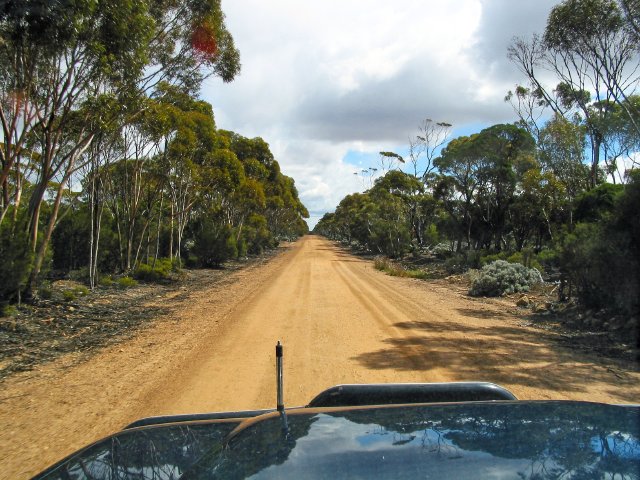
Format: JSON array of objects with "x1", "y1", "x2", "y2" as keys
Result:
[
  {"x1": 509, "y1": 168, "x2": 567, "y2": 250},
  {"x1": 0, "y1": 0, "x2": 240, "y2": 300},
  {"x1": 434, "y1": 134, "x2": 484, "y2": 250},
  {"x1": 544, "y1": 0, "x2": 640, "y2": 131},
  {"x1": 407, "y1": 119, "x2": 452, "y2": 184},
  {"x1": 474, "y1": 124, "x2": 536, "y2": 249},
  {"x1": 434, "y1": 125, "x2": 535, "y2": 250},
  {"x1": 538, "y1": 114, "x2": 591, "y2": 221},
  {"x1": 0, "y1": 1, "x2": 153, "y2": 294},
  {"x1": 508, "y1": 0, "x2": 640, "y2": 187}
]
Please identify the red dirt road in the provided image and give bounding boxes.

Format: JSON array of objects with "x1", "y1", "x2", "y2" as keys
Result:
[{"x1": 1, "y1": 235, "x2": 638, "y2": 478}]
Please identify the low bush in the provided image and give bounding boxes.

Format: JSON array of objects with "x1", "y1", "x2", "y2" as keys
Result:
[
  {"x1": 1, "y1": 304, "x2": 18, "y2": 318},
  {"x1": 374, "y1": 256, "x2": 429, "y2": 280},
  {"x1": 99, "y1": 276, "x2": 114, "y2": 287},
  {"x1": 133, "y1": 258, "x2": 175, "y2": 282},
  {"x1": 469, "y1": 260, "x2": 542, "y2": 297},
  {"x1": 74, "y1": 286, "x2": 89, "y2": 296},
  {"x1": 431, "y1": 243, "x2": 455, "y2": 259},
  {"x1": 443, "y1": 250, "x2": 482, "y2": 274},
  {"x1": 117, "y1": 276, "x2": 138, "y2": 288},
  {"x1": 62, "y1": 290, "x2": 76, "y2": 302},
  {"x1": 444, "y1": 254, "x2": 466, "y2": 274},
  {"x1": 38, "y1": 286, "x2": 53, "y2": 300},
  {"x1": 68, "y1": 268, "x2": 90, "y2": 283},
  {"x1": 480, "y1": 250, "x2": 544, "y2": 273},
  {"x1": 61, "y1": 286, "x2": 89, "y2": 302},
  {"x1": 193, "y1": 222, "x2": 238, "y2": 267}
]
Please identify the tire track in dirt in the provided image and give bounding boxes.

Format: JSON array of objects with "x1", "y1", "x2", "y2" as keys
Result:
[{"x1": 2, "y1": 235, "x2": 639, "y2": 478}]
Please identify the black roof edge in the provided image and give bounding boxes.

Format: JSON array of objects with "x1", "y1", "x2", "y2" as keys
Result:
[
  {"x1": 125, "y1": 383, "x2": 518, "y2": 429},
  {"x1": 307, "y1": 382, "x2": 518, "y2": 408}
]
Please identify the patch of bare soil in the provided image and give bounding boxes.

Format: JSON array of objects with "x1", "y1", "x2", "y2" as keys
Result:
[{"x1": 0, "y1": 252, "x2": 279, "y2": 379}]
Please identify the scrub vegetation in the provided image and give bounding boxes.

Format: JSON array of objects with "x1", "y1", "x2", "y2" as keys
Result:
[
  {"x1": 316, "y1": 0, "x2": 640, "y2": 333},
  {"x1": 0, "y1": 0, "x2": 309, "y2": 310}
]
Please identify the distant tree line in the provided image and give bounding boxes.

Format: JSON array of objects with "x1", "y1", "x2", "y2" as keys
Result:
[
  {"x1": 0, "y1": 0, "x2": 308, "y2": 306},
  {"x1": 315, "y1": 0, "x2": 639, "y2": 319}
]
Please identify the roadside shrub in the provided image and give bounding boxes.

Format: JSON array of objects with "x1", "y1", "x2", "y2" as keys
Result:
[
  {"x1": 444, "y1": 254, "x2": 466, "y2": 274},
  {"x1": 469, "y1": 260, "x2": 542, "y2": 297},
  {"x1": 374, "y1": 256, "x2": 429, "y2": 279},
  {"x1": 1, "y1": 304, "x2": 18, "y2": 317},
  {"x1": 99, "y1": 275, "x2": 114, "y2": 287},
  {"x1": 558, "y1": 216, "x2": 639, "y2": 317},
  {"x1": 133, "y1": 258, "x2": 175, "y2": 282},
  {"x1": 431, "y1": 242, "x2": 454, "y2": 258},
  {"x1": 193, "y1": 221, "x2": 238, "y2": 267},
  {"x1": 62, "y1": 290, "x2": 76, "y2": 302},
  {"x1": 481, "y1": 250, "x2": 544, "y2": 273},
  {"x1": 536, "y1": 248, "x2": 557, "y2": 270},
  {"x1": 38, "y1": 286, "x2": 53, "y2": 300},
  {"x1": 117, "y1": 276, "x2": 138, "y2": 288},
  {"x1": 74, "y1": 286, "x2": 89, "y2": 297},
  {"x1": 506, "y1": 251, "x2": 543, "y2": 273},
  {"x1": 443, "y1": 250, "x2": 482, "y2": 274},
  {"x1": 0, "y1": 218, "x2": 33, "y2": 303},
  {"x1": 68, "y1": 267, "x2": 90, "y2": 283},
  {"x1": 61, "y1": 286, "x2": 88, "y2": 302},
  {"x1": 374, "y1": 256, "x2": 391, "y2": 271}
]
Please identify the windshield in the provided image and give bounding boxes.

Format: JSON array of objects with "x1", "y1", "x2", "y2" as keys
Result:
[{"x1": 39, "y1": 402, "x2": 640, "y2": 480}]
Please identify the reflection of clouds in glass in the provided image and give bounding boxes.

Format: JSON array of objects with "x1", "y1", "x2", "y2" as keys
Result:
[
  {"x1": 251, "y1": 413, "x2": 535, "y2": 479},
  {"x1": 40, "y1": 402, "x2": 640, "y2": 479},
  {"x1": 243, "y1": 404, "x2": 640, "y2": 480},
  {"x1": 39, "y1": 423, "x2": 237, "y2": 480}
]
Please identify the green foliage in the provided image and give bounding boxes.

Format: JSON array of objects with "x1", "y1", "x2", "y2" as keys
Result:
[
  {"x1": 62, "y1": 290, "x2": 77, "y2": 302},
  {"x1": 469, "y1": 260, "x2": 542, "y2": 297},
  {"x1": 374, "y1": 257, "x2": 430, "y2": 280},
  {"x1": 38, "y1": 286, "x2": 53, "y2": 300},
  {"x1": 0, "y1": 219, "x2": 33, "y2": 303},
  {"x1": 74, "y1": 286, "x2": 89, "y2": 296},
  {"x1": 52, "y1": 205, "x2": 91, "y2": 272},
  {"x1": 558, "y1": 172, "x2": 640, "y2": 316},
  {"x1": 575, "y1": 183, "x2": 624, "y2": 222},
  {"x1": 117, "y1": 276, "x2": 138, "y2": 288},
  {"x1": 443, "y1": 250, "x2": 484, "y2": 274},
  {"x1": 480, "y1": 250, "x2": 544, "y2": 272},
  {"x1": 99, "y1": 276, "x2": 115, "y2": 287},
  {"x1": 443, "y1": 254, "x2": 466, "y2": 274},
  {"x1": 62, "y1": 285, "x2": 89, "y2": 301},
  {"x1": 193, "y1": 221, "x2": 238, "y2": 267},
  {"x1": 1, "y1": 304, "x2": 18, "y2": 318},
  {"x1": 133, "y1": 258, "x2": 175, "y2": 282},
  {"x1": 423, "y1": 224, "x2": 439, "y2": 246}
]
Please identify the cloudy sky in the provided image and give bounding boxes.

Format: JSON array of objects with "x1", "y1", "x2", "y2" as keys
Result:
[{"x1": 201, "y1": 0, "x2": 560, "y2": 228}]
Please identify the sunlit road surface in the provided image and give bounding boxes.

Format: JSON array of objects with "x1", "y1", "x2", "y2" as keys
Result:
[{"x1": 2, "y1": 235, "x2": 638, "y2": 478}]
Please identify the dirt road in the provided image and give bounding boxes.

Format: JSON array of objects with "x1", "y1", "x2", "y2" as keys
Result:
[{"x1": 2, "y1": 235, "x2": 639, "y2": 478}]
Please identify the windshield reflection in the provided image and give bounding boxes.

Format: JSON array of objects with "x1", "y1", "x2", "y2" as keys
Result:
[
  {"x1": 36, "y1": 402, "x2": 640, "y2": 480},
  {"x1": 38, "y1": 421, "x2": 238, "y2": 480},
  {"x1": 186, "y1": 402, "x2": 640, "y2": 479}
]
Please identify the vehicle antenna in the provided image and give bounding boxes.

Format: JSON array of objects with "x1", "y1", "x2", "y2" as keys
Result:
[
  {"x1": 276, "y1": 340, "x2": 289, "y2": 435},
  {"x1": 276, "y1": 341, "x2": 284, "y2": 412}
]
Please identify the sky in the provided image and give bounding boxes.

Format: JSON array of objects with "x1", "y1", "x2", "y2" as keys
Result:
[{"x1": 201, "y1": 0, "x2": 560, "y2": 229}]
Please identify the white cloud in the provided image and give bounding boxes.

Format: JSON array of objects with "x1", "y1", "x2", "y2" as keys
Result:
[{"x1": 202, "y1": 0, "x2": 558, "y2": 228}]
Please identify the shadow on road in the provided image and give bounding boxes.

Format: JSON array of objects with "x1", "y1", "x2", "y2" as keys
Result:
[{"x1": 351, "y1": 314, "x2": 639, "y2": 403}]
